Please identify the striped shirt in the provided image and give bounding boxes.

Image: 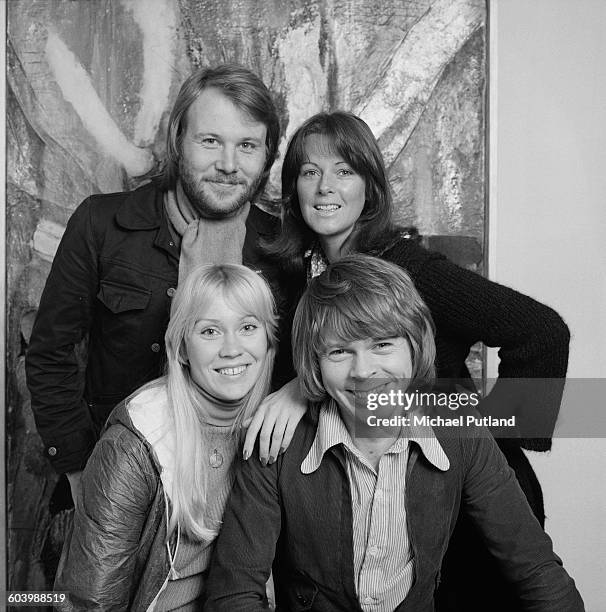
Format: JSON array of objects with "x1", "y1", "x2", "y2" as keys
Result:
[{"x1": 301, "y1": 401, "x2": 449, "y2": 612}]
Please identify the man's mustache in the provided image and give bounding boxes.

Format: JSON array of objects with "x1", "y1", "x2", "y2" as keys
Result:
[{"x1": 206, "y1": 176, "x2": 246, "y2": 185}]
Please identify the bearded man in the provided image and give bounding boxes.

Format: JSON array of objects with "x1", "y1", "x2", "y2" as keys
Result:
[{"x1": 26, "y1": 64, "x2": 282, "y2": 503}]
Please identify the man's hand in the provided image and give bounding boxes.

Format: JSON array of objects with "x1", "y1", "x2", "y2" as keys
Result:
[
  {"x1": 66, "y1": 470, "x2": 83, "y2": 509},
  {"x1": 242, "y1": 377, "x2": 307, "y2": 465}
]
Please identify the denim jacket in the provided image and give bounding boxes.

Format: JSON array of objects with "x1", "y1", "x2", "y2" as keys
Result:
[{"x1": 26, "y1": 181, "x2": 279, "y2": 473}]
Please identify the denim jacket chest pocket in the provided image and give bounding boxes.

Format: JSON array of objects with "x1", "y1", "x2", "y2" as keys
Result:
[
  {"x1": 90, "y1": 277, "x2": 171, "y2": 404},
  {"x1": 96, "y1": 279, "x2": 152, "y2": 349},
  {"x1": 97, "y1": 279, "x2": 151, "y2": 313}
]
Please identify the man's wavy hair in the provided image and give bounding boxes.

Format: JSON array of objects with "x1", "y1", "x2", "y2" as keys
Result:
[
  {"x1": 292, "y1": 254, "x2": 436, "y2": 403},
  {"x1": 161, "y1": 64, "x2": 280, "y2": 201}
]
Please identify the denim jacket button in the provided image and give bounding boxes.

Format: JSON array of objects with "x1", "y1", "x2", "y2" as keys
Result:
[
  {"x1": 166, "y1": 287, "x2": 176, "y2": 297},
  {"x1": 151, "y1": 343, "x2": 161, "y2": 353},
  {"x1": 48, "y1": 446, "x2": 57, "y2": 456}
]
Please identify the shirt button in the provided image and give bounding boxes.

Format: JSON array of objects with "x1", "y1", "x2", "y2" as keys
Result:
[
  {"x1": 368, "y1": 545, "x2": 379, "y2": 556},
  {"x1": 48, "y1": 447, "x2": 57, "y2": 456},
  {"x1": 166, "y1": 287, "x2": 176, "y2": 297},
  {"x1": 363, "y1": 595, "x2": 375, "y2": 604},
  {"x1": 374, "y1": 489, "x2": 383, "y2": 500},
  {"x1": 169, "y1": 241, "x2": 175, "y2": 247},
  {"x1": 151, "y1": 343, "x2": 161, "y2": 353}
]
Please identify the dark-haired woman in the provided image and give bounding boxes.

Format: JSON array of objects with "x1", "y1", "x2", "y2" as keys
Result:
[{"x1": 264, "y1": 111, "x2": 570, "y2": 611}]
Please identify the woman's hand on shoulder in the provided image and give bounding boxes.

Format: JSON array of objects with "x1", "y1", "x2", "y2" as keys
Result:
[{"x1": 243, "y1": 377, "x2": 307, "y2": 465}]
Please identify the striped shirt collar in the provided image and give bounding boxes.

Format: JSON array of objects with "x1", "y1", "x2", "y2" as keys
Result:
[{"x1": 301, "y1": 399, "x2": 450, "y2": 474}]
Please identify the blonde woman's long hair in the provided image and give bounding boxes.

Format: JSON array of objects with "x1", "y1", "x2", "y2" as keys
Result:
[{"x1": 164, "y1": 264, "x2": 277, "y2": 541}]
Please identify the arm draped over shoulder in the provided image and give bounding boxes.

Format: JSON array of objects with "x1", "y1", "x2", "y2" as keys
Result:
[{"x1": 384, "y1": 238, "x2": 570, "y2": 450}]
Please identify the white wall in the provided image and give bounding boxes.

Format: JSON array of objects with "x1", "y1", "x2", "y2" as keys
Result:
[{"x1": 490, "y1": 1, "x2": 606, "y2": 609}]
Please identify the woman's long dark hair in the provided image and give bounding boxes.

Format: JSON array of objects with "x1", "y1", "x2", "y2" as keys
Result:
[{"x1": 266, "y1": 111, "x2": 402, "y2": 274}]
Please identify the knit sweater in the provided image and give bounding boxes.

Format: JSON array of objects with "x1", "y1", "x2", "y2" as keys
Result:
[
  {"x1": 380, "y1": 237, "x2": 570, "y2": 451},
  {"x1": 154, "y1": 423, "x2": 238, "y2": 610}
]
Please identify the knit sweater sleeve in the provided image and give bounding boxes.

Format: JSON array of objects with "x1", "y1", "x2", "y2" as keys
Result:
[{"x1": 384, "y1": 238, "x2": 570, "y2": 451}]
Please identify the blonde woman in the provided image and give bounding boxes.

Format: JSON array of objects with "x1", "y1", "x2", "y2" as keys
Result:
[{"x1": 55, "y1": 264, "x2": 281, "y2": 610}]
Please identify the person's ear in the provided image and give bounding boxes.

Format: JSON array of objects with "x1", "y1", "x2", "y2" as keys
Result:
[{"x1": 178, "y1": 343, "x2": 189, "y2": 366}]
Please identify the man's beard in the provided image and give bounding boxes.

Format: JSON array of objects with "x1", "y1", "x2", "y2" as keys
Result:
[{"x1": 178, "y1": 158, "x2": 263, "y2": 219}]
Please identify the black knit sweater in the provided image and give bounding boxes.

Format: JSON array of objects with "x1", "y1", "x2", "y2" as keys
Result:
[{"x1": 382, "y1": 237, "x2": 570, "y2": 452}]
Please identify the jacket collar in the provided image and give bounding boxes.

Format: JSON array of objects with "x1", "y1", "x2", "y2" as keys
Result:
[
  {"x1": 115, "y1": 180, "x2": 165, "y2": 230},
  {"x1": 105, "y1": 379, "x2": 169, "y2": 477},
  {"x1": 301, "y1": 399, "x2": 450, "y2": 474},
  {"x1": 108, "y1": 380, "x2": 182, "y2": 491}
]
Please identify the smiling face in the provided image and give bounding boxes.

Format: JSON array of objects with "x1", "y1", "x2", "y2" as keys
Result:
[
  {"x1": 184, "y1": 293, "x2": 268, "y2": 401},
  {"x1": 319, "y1": 336, "x2": 413, "y2": 427},
  {"x1": 297, "y1": 134, "x2": 366, "y2": 258},
  {"x1": 178, "y1": 87, "x2": 268, "y2": 218}
]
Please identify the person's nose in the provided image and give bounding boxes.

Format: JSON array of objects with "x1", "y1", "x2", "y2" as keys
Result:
[
  {"x1": 219, "y1": 331, "x2": 243, "y2": 358},
  {"x1": 317, "y1": 172, "x2": 335, "y2": 195},
  {"x1": 349, "y1": 351, "x2": 377, "y2": 380},
  {"x1": 216, "y1": 145, "x2": 237, "y2": 175}
]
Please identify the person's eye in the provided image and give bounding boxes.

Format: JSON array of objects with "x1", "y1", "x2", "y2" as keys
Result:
[
  {"x1": 337, "y1": 168, "x2": 355, "y2": 176},
  {"x1": 201, "y1": 137, "x2": 219, "y2": 147},
  {"x1": 241, "y1": 323, "x2": 259, "y2": 333},
  {"x1": 239, "y1": 142, "x2": 257, "y2": 152},
  {"x1": 300, "y1": 168, "x2": 318, "y2": 178},
  {"x1": 374, "y1": 341, "x2": 394, "y2": 350},
  {"x1": 326, "y1": 348, "x2": 348, "y2": 360},
  {"x1": 200, "y1": 327, "x2": 220, "y2": 337}
]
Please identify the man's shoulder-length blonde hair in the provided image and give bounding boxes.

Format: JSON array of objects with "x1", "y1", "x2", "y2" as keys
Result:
[
  {"x1": 292, "y1": 254, "x2": 436, "y2": 403},
  {"x1": 163, "y1": 263, "x2": 277, "y2": 541}
]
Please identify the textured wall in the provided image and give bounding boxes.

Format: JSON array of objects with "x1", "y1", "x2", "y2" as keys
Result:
[{"x1": 6, "y1": 0, "x2": 486, "y2": 594}]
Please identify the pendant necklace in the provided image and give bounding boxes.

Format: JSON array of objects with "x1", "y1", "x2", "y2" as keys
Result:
[{"x1": 209, "y1": 448, "x2": 224, "y2": 468}]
